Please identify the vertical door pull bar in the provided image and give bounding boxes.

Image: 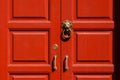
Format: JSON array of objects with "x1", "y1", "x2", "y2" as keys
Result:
[
  {"x1": 53, "y1": 55, "x2": 57, "y2": 70},
  {"x1": 65, "y1": 55, "x2": 69, "y2": 70}
]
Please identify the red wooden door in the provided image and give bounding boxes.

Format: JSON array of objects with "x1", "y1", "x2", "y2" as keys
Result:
[
  {"x1": 61, "y1": 0, "x2": 114, "y2": 80},
  {"x1": 0, "y1": 0, "x2": 114, "y2": 80},
  {"x1": 0, "y1": 0, "x2": 60, "y2": 80}
]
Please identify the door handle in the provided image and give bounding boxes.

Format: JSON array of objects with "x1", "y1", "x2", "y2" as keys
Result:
[
  {"x1": 65, "y1": 55, "x2": 69, "y2": 70},
  {"x1": 53, "y1": 55, "x2": 57, "y2": 70}
]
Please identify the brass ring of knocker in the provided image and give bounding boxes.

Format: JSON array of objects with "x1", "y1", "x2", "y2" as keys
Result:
[{"x1": 62, "y1": 28, "x2": 72, "y2": 39}]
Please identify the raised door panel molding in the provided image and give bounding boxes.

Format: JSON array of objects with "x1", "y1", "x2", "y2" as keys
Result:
[
  {"x1": 9, "y1": 31, "x2": 49, "y2": 64},
  {"x1": 74, "y1": 75, "x2": 112, "y2": 80},
  {"x1": 74, "y1": 31, "x2": 112, "y2": 63},
  {"x1": 75, "y1": 0, "x2": 112, "y2": 19},
  {"x1": 13, "y1": 0, "x2": 49, "y2": 19},
  {"x1": 10, "y1": 74, "x2": 49, "y2": 80}
]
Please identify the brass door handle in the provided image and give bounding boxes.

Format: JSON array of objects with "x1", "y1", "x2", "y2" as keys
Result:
[
  {"x1": 53, "y1": 55, "x2": 57, "y2": 70},
  {"x1": 65, "y1": 55, "x2": 69, "y2": 70}
]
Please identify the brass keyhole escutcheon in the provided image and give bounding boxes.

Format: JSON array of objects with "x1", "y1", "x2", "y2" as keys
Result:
[{"x1": 53, "y1": 44, "x2": 58, "y2": 50}]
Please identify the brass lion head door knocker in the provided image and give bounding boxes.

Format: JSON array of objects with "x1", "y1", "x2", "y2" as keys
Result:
[{"x1": 61, "y1": 20, "x2": 72, "y2": 41}]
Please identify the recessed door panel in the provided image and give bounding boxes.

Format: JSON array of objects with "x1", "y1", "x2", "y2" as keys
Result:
[
  {"x1": 13, "y1": 0, "x2": 48, "y2": 18},
  {"x1": 10, "y1": 74, "x2": 49, "y2": 80},
  {"x1": 74, "y1": 75, "x2": 112, "y2": 80},
  {"x1": 10, "y1": 31, "x2": 49, "y2": 63},
  {"x1": 75, "y1": 31, "x2": 112, "y2": 62},
  {"x1": 76, "y1": 0, "x2": 111, "y2": 19}
]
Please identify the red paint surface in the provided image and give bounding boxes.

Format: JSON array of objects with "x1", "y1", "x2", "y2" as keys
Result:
[{"x1": 0, "y1": 0, "x2": 114, "y2": 80}]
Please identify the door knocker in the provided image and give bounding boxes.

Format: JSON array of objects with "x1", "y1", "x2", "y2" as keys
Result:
[{"x1": 61, "y1": 20, "x2": 72, "y2": 40}]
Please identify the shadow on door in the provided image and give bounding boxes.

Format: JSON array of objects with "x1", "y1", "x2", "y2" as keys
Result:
[{"x1": 114, "y1": 0, "x2": 120, "y2": 80}]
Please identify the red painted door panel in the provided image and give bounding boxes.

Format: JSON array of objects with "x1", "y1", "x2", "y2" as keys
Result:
[
  {"x1": 0, "y1": 0, "x2": 60, "y2": 80},
  {"x1": 0, "y1": 0, "x2": 114, "y2": 80},
  {"x1": 61, "y1": 0, "x2": 114, "y2": 80}
]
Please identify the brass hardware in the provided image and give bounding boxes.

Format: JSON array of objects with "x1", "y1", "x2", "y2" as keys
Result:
[
  {"x1": 53, "y1": 44, "x2": 58, "y2": 50},
  {"x1": 65, "y1": 55, "x2": 69, "y2": 70},
  {"x1": 62, "y1": 20, "x2": 72, "y2": 39},
  {"x1": 53, "y1": 55, "x2": 57, "y2": 70}
]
